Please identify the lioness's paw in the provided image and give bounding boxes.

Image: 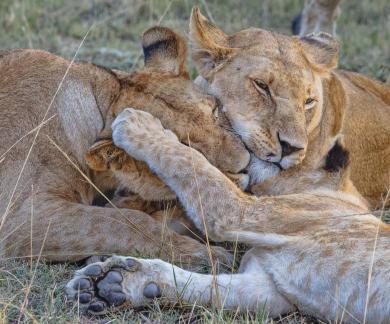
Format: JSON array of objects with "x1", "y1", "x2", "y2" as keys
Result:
[
  {"x1": 112, "y1": 108, "x2": 178, "y2": 160},
  {"x1": 66, "y1": 256, "x2": 162, "y2": 315}
]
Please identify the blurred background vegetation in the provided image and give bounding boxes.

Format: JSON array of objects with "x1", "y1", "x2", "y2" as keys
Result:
[
  {"x1": 0, "y1": 0, "x2": 389, "y2": 80},
  {"x1": 0, "y1": 0, "x2": 389, "y2": 322}
]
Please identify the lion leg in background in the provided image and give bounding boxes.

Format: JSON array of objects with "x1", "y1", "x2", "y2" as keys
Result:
[
  {"x1": 66, "y1": 255, "x2": 294, "y2": 315},
  {"x1": 292, "y1": 0, "x2": 341, "y2": 36},
  {"x1": 0, "y1": 193, "x2": 231, "y2": 268}
]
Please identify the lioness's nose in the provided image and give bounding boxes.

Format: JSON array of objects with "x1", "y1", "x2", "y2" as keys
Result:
[{"x1": 280, "y1": 140, "x2": 304, "y2": 157}]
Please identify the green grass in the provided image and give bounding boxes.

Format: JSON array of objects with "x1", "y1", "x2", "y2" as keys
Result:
[
  {"x1": 1, "y1": 260, "x2": 316, "y2": 323},
  {"x1": 0, "y1": 0, "x2": 388, "y2": 80},
  {"x1": 0, "y1": 0, "x2": 389, "y2": 322}
]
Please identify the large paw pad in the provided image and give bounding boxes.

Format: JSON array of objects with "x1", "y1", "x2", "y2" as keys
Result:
[{"x1": 66, "y1": 256, "x2": 153, "y2": 315}]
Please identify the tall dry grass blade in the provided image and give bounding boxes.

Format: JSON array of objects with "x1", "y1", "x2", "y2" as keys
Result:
[
  {"x1": 187, "y1": 134, "x2": 220, "y2": 307},
  {"x1": 326, "y1": 290, "x2": 361, "y2": 323},
  {"x1": 30, "y1": 184, "x2": 34, "y2": 272},
  {"x1": 0, "y1": 115, "x2": 56, "y2": 164},
  {"x1": 0, "y1": 302, "x2": 37, "y2": 323},
  {"x1": 44, "y1": 135, "x2": 201, "y2": 263},
  {"x1": 362, "y1": 187, "x2": 390, "y2": 323},
  {"x1": 17, "y1": 220, "x2": 52, "y2": 323},
  {"x1": 45, "y1": 135, "x2": 155, "y2": 243},
  {"x1": 200, "y1": 0, "x2": 215, "y2": 23},
  {"x1": 129, "y1": 0, "x2": 174, "y2": 72}
]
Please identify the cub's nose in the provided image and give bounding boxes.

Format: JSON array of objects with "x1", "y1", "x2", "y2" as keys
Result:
[{"x1": 280, "y1": 140, "x2": 304, "y2": 158}]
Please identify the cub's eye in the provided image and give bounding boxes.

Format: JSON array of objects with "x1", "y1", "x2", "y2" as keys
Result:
[
  {"x1": 253, "y1": 79, "x2": 271, "y2": 96},
  {"x1": 304, "y1": 97, "x2": 317, "y2": 110}
]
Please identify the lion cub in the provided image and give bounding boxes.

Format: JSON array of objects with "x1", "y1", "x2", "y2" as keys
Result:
[
  {"x1": 0, "y1": 27, "x2": 249, "y2": 264},
  {"x1": 84, "y1": 27, "x2": 250, "y2": 236}
]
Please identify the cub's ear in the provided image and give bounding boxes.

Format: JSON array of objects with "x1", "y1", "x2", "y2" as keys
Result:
[
  {"x1": 299, "y1": 32, "x2": 339, "y2": 71},
  {"x1": 189, "y1": 7, "x2": 237, "y2": 79},
  {"x1": 142, "y1": 26, "x2": 188, "y2": 77},
  {"x1": 85, "y1": 139, "x2": 125, "y2": 171}
]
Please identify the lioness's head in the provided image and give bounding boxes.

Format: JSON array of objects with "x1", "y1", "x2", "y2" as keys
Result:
[
  {"x1": 190, "y1": 7, "x2": 339, "y2": 170},
  {"x1": 94, "y1": 26, "x2": 249, "y2": 174}
]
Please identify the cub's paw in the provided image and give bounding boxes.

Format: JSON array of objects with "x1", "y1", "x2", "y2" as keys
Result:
[
  {"x1": 66, "y1": 256, "x2": 163, "y2": 315},
  {"x1": 112, "y1": 108, "x2": 178, "y2": 160}
]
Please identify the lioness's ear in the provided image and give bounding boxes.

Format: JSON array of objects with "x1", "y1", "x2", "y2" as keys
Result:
[
  {"x1": 190, "y1": 7, "x2": 236, "y2": 79},
  {"x1": 142, "y1": 26, "x2": 188, "y2": 77},
  {"x1": 299, "y1": 32, "x2": 339, "y2": 71}
]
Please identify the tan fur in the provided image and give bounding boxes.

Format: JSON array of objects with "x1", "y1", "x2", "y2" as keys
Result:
[
  {"x1": 190, "y1": 8, "x2": 390, "y2": 208},
  {"x1": 0, "y1": 27, "x2": 250, "y2": 264},
  {"x1": 67, "y1": 107, "x2": 390, "y2": 322}
]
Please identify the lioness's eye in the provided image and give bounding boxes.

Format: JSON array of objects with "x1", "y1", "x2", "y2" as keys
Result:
[
  {"x1": 253, "y1": 80, "x2": 271, "y2": 96},
  {"x1": 304, "y1": 98, "x2": 317, "y2": 110}
]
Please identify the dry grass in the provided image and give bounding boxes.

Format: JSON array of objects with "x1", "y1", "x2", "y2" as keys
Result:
[{"x1": 0, "y1": 0, "x2": 389, "y2": 322}]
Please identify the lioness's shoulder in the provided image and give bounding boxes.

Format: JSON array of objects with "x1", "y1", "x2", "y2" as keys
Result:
[{"x1": 336, "y1": 70, "x2": 390, "y2": 105}]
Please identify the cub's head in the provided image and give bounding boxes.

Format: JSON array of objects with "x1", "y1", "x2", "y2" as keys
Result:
[
  {"x1": 190, "y1": 7, "x2": 339, "y2": 170},
  {"x1": 94, "y1": 26, "x2": 249, "y2": 174}
]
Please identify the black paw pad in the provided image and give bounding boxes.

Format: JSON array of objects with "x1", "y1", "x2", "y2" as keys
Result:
[
  {"x1": 84, "y1": 264, "x2": 103, "y2": 277},
  {"x1": 143, "y1": 282, "x2": 161, "y2": 299},
  {"x1": 73, "y1": 278, "x2": 91, "y2": 290},
  {"x1": 125, "y1": 258, "x2": 137, "y2": 268},
  {"x1": 79, "y1": 292, "x2": 92, "y2": 304},
  {"x1": 106, "y1": 292, "x2": 127, "y2": 306},
  {"x1": 88, "y1": 300, "x2": 106, "y2": 314},
  {"x1": 104, "y1": 270, "x2": 123, "y2": 283}
]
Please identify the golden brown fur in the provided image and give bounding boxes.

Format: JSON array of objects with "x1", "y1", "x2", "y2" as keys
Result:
[
  {"x1": 190, "y1": 8, "x2": 390, "y2": 208},
  {"x1": 0, "y1": 27, "x2": 249, "y2": 263},
  {"x1": 67, "y1": 106, "x2": 390, "y2": 322}
]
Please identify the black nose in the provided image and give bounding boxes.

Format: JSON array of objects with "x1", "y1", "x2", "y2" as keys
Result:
[{"x1": 280, "y1": 140, "x2": 304, "y2": 157}]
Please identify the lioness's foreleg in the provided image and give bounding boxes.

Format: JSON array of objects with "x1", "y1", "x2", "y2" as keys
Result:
[
  {"x1": 66, "y1": 255, "x2": 293, "y2": 315},
  {"x1": 112, "y1": 109, "x2": 362, "y2": 243}
]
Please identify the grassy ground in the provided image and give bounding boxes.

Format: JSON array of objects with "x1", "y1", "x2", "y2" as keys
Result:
[{"x1": 0, "y1": 0, "x2": 389, "y2": 322}]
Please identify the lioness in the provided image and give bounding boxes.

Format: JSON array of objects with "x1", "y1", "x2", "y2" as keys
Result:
[
  {"x1": 190, "y1": 7, "x2": 390, "y2": 208},
  {"x1": 0, "y1": 27, "x2": 249, "y2": 263},
  {"x1": 67, "y1": 108, "x2": 390, "y2": 322}
]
